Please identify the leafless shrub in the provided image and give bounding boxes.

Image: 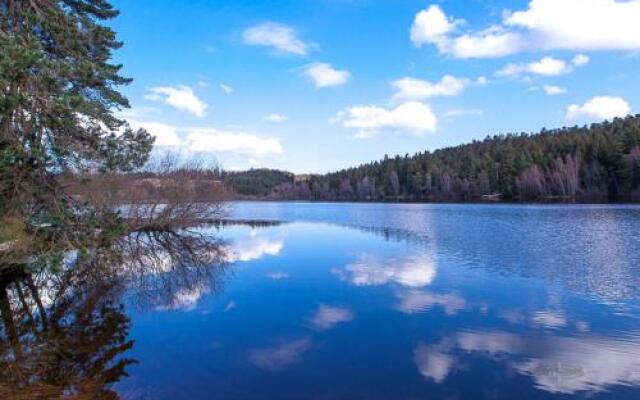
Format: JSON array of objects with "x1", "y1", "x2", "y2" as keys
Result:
[{"x1": 63, "y1": 152, "x2": 230, "y2": 232}]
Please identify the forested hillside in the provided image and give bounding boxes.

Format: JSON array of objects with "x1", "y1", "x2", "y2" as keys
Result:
[
  {"x1": 227, "y1": 115, "x2": 640, "y2": 202},
  {"x1": 222, "y1": 169, "x2": 294, "y2": 197}
]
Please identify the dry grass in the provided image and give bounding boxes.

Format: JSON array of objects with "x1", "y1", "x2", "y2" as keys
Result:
[
  {"x1": 0, "y1": 217, "x2": 34, "y2": 267},
  {"x1": 0, "y1": 217, "x2": 26, "y2": 243}
]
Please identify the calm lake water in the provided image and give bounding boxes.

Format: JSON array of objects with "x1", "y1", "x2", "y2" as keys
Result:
[{"x1": 116, "y1": 202, "x2": 640, "y2": 399}]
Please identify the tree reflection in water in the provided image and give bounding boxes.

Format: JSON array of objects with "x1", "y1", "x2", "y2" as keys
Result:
[{"x1": 0, "y1": 228, "x2": 229, "y2": 399}]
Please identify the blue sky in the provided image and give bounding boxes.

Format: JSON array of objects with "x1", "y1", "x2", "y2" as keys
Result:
[{"x1": 110, "y1": 0, "x2": 640, "y2": 173}]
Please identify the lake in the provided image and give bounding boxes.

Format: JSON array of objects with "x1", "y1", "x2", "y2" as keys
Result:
[
  {"x1": 109, "y1": 202, "x2": 640, "y2": 399},
  {"x1": 3, "y1": 202, "x2": 640, "y2": 399}
]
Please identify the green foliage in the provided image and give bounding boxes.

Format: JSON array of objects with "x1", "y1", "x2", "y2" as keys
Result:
[
  {"x1": 230, "y1": 116, "x2": 640, "y2": 202},
  {"x1": 0, "y1": 0, "x2": 154, "y2": 264},
  {"x1": 0, "y1": 0, "x2": 154, "y2": 176},
  {"x1": 224, "y1": 168, "x2": 294, "y2": 196}
]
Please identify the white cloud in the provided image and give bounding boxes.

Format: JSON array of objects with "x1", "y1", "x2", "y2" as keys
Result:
[
  {"x1": 129, "y1": 120, "x2": 182, "y2": 147},
  {"x1": 410, "y1": 4, "x2": 459, "y2": 46},
  {"x1": 309, "y1": 304, "x2": 354, "y2": 331},
  {"x1": 302, "y1": 63, "x2": 351, "y2": 88},
  {"x1": 410, "y1": 5, "x2": 525, "y2": 58},
  {"x1": 220, "y1": 83, "x2": 234, "y2": 94},
  {"x1": 187, "y1": 128, "x2": 283, "y2": 157},
  {"x1": 265, "y1": 113, "x2": 288, "y2": 123},
  {"x1": 565, "y1": 96, "x2": 631, "y2": 120},
  {"x1": 145, "y1": 86, "x2": 208, "y2": 117},
  {"x1": 413, "y1": 1, "x2": 640, "y2": 58},
  {"x1": 409, "y1": 5, "x2": 525, "y2": 58},
  {"x1": 444, "y1": 28, "x2": 526, "y2": 58},
  {"x1": 497, "y1": 56, "x2": 587, "y2": 78},
  {"x1": 476, "y1": 76, "x2": 489, "y2": 86},
  {"x1": 572, "y1": 53, "x2": 590, "y2": 66},
  {"x1": 197, "y1": 80, "x2": 209, "y2": 88},
  {"x1": 242, "y1": 22, "x2": 310, "y2": 55},
  {"x1": 126, "y1": 118, "x2": 283, "y2": 159},
  {"x1": 332, "y1": 102, "x2": 437, "y2": 138},
  {"x1": 543, "y1": 85, "x2": 567, "y2": 95},
  {"x1": 528, "y1": 57, "x2": 572, "y2": 75},
  {"x1": 391, "y1": 75, "x2": 468, "y2": 102},
  {"x1": 505, "y1": 0, "x2": 640, "y2": 52},
  {"x1": 444, "y1": 109, "x2": 484, "y2": 118}
]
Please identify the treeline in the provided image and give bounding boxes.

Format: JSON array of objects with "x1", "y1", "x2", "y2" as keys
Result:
[
  {"x1": 221, "y1": 169, "x2": 294, "y2": 197},
  {"x1": 227, "y1": 115, "x2": 640, "y2": 202}
]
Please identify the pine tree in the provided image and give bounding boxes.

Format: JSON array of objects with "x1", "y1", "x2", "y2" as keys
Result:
[
  {"x1": 1, "y1": 0, "x2": 153, "y2": 264},
  {"x1": 1, "y1": 0, "x2": 153, "y2": 206}
]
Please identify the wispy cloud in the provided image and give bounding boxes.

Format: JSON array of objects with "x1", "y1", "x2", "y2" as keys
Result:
[
  {"x1": 497, "y1": 55, "x2": 589, "y2": 78},
  {"x1": 308, "y1": 304, "x2": 354, "y2": 330},
  {"x1": 248, "y1": 338, "x2": 313, "y2": 371},
  {"x1": 243, "y1": 22, "x2": 310, "y2": 55},
  {"x1": 444, "y1": 109, "x2": 484, "y2": 119},
  {"x1": 157, "y1": 283, "x2": 209, "y2": 311},
  {"x1": 395, "y1": 290, "x2": 466, "y2": 315},
  {"x1": 223, "y1": 301, "x2": 237, "y2": 312},
  {"x1": 265, "y1": 113, "x2": 288, "y2": 123},
  {"x1": 392, "y1": 75, "x2": 468, "y2": 102},
  {"x1": 266, "y1": 271, "x2": 290, "y2": 280},
  {"x1": 543, "y1": 85, "x2": 567, "y2": 95},
  {"x1": 219, "y1": 83, "x2": 234, "y2": 94}
]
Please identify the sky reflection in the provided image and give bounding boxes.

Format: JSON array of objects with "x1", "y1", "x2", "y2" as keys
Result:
[
  {"x1": 332, "y1": 253, "x2": 437, "y2": 288},
  {"x1": 111, "y1": 208, "x2": 640, "y2": 399},
  {"x1": 308, "y1": 304, "x2": 354, "y2": 331},
  {"x1": 248, "y1": 338, "x2": 313, "y2": 371},
  {"x1": 414, "y1": 329, "x2": 640, "y2": 394}
]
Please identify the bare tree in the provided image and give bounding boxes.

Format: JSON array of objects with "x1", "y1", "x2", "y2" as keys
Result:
[
  {"x1": 335, "y1": 179, "x2": 352, "y2": 200},
  {"x1": 516, "y1": 164, "x2": 547, "y2": 200},
  {"x1": 629, "y1": 147, "x2": 640, "y2": 189},
  {"x1": 388, "y1": 170, "x2": 400, "y2": 199},
  {"x1": 548, "y1": 155, "x2": 580, "y2": 199},
  {"x1": 64, "y1": 152, "x2": 229, "y2": 233},
  {"x1": 439, "y1": 172, "x2": 453, "y2": 199}
]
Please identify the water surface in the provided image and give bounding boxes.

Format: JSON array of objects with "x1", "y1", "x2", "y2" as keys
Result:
[
  {"x1": 3, "y1": 203, "x2": 628, "y2": 398},
  {"x1": 111, "y1": 202, "x2": 640, "y2": 399}
]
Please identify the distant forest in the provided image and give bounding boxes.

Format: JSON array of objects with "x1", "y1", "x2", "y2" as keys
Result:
[{"x1": 224, "y1": 115, "x2": 640, "y2": 202}]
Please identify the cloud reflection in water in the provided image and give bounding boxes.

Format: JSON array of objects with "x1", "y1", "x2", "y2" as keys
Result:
[
  {"x1": 414, "y1": 329, "x2": 640, "y2": 394},
  {"x1": 332, "y1": 253, "x2": 436, "y2": 288},
  {"x1": 248, "y1": 338, "x2": 313, "y2": 371},
  {"x1": 227, "y1": 236, "x2": 284, "y2": 262},
  {"x1": 308, "y1": 304, "x2": 354, "y2": 331},
  {"x1": 396, "y1": 290, "x2": 466, "y2": 315}
]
